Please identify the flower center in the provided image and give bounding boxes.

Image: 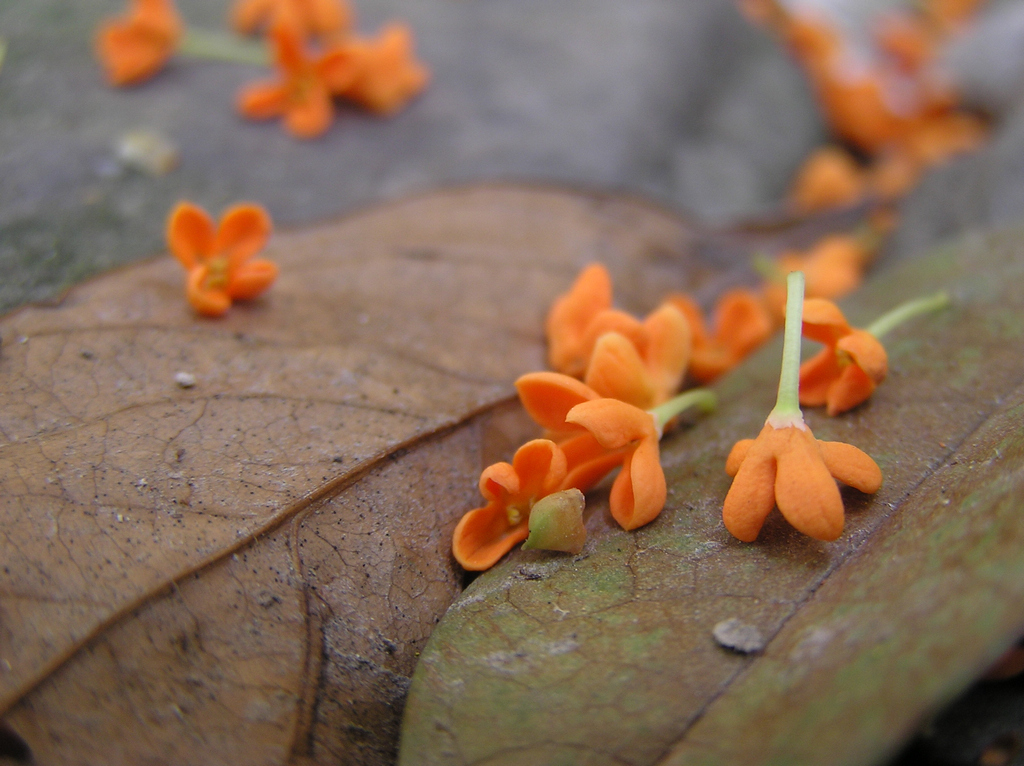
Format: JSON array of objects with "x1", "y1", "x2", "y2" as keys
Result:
[
  {"x1": 204, "y1": 256, "x2": 229, "y2": 290},
  {"x1": 506, "y1": 501, "x2": 530, "y2": 526}
]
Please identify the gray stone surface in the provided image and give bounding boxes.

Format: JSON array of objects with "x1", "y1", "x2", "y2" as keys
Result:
[{"x1": 0, "y1": 0, "x2": 825, "y2": 313}]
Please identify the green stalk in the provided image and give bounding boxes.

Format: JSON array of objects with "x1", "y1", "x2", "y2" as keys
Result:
[
  {"x1": 767, "y1": 270, "x2": 806, "y2": 429},
  {"x1": 649, "y1": 388, "x2": 717, "y2": 434},
  {"x1": 177, "y1": 29, "x2": 269, "y2": 67},
  {"x1": 866, "y1": 290, "x2": 950, "y2": 339}
]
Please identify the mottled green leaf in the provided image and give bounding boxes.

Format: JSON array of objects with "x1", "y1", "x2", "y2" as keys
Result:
[{"x1": 399, "y1": 226, "x2": 1024, "y2": 766}]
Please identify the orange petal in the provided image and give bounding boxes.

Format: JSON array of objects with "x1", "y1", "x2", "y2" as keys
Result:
[
  {"x1": 167, "y1": 202, "x2": 215, "y2": 270},
  {"x1": 581, "y1": 310, "x2": 645, "y2": 361},
  {"x1": 825, "y1": 363, "x2": 877, "y2": 416},
  {"x1": 557, "y1": 433, "x2": 624, "y2": 493},
  {"x1": 725, "y1": 439, "x2": 755, "y2": 477},
  {"x1": 515, "y1": 372, "x2": 598, "y2": 432},
  {"x1": 509, "y1": 439, "x2": 568, "y2": 500},
  {"x1": 774, "y1": 427, "x2": 844, "y2": 541},
  {"x1": 186, "y1": 266, "x2": 231, "y2": 317},
  {"x1": 802, "y1": 298, "x2": 851, "y2": 345},
  {"x1": 452, "y1": 501, "x2": 529, "y2": 571},
  {"x1": 584, "y1": 332, "x2": 656, "y2": 410},
  {"x1": 346, "y1": 23, "x2": 429, "y2": 114},
  {"x1": 799, "y1": 346, "x2": 842, "y2": 408},
  {"x1": 216, "y1": 204, "x2": 273, "y2": 270},
  {"x1": 236, "y1": 81, "x2": 289, "y2": 120},
  {"x1": 285, "y1": 81, "x2": 334, "y2": 138},
  {"x1": 641, "y1": 303, "x2": 691, "y2": 403},
  {"x1": 689, "y1": 347, "x2": 736, "y2": 384},
  {"x1": 228, "y1": 259, "x2": 279, "y2": 301},
  {"x1": 837, "y1": 330, "x2": 888, "y2": 383},
  {"x1": 714, "y1": 289, "x2": 773, "y2": 359},
  {"x1": 789, "y1": 145, "x2": 866, "y2": 214},
  {"x1": 479, "y1": 461, "x2": 519, "y2": 503},
  {"x1": 819, "y1": 441, "x2": 882, "y2": 494},
  {"x1": 318, "y1": 43, "x2": 365, "y2": 93},
  {"x1": 722, "y1": 427, "x2": 778, "y2": 542},
  {"x1": 609, "y1": 437, "x2": 665, "y2": 530},
  {"x1": 667, "y1": 294, "x2": 709, "y2": 349},
  {"x1": 306, "y1": 0, "x2": 353, "y2": 37},
  {"x1": 565, "y1": 399, "x2": 657, "y2": 450},
  {"x1": 230, "y1": 0, "x2": 274, "y2": 34},
  {"x1": 95, "y1": 22, "x2": 173, "y2": 87},
  {"x1": 270, "y1": 20, "x2": 306, "y2": 76},
  {"x1": 546, "y1": 264, "x2": 613, "y2": 376}
]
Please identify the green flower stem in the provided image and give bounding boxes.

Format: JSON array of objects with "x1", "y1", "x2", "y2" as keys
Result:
[
  {"x1": 649, "y1": 388, "x2": 717, "y2": 433},
  {"x1": 866, "y1": 290, "x2": 950, "y2": 339},
  {"x1": 178, "y1": 29, "x2": 269, "y2": 67},
  {"x1": 767, "y1": 270, "x2": 805, "y2": 428}
]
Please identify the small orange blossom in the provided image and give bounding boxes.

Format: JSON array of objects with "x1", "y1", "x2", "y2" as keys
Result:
[
  {"x1": 230, "y1": 0, "x2": 353, "y2": 41},
  {"x1": 339, "y1": 23, "x2": 430, "y2": 115},
  {"x1": 236, "y1": 22, "x2": 361, "y2": 138},
  {"x1": 723, "y1": 272, "x2": 882, "y2": 542},
  {"x1": 167, "y1": 201, "x2": 278, "y2": 317},
  {"x1": 95, "y1": 0, "x2": 182, "y2": 86}
]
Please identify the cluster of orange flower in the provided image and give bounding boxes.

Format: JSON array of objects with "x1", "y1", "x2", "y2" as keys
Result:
[
  {"x1": 95, "y1": 0, "x2": 429, "y2": 138},
  {"x1": 748, "y1": 0, "x2": 990, "y2": 213},
  {"x1": 452, "y1": 256, "x2": 939, "y2": 570}
]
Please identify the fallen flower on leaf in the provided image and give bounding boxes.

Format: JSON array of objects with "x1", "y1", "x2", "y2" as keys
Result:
[
  {"x1": 670, "y1": 289, "x2": 772, "y2": 383},
  {"x1": 516, "y1": 371, "x2": 716, "y2": 532},
  {"x1": 340, "y1": 23, "x2": 430, "y2": 115},
  {"x1": 236, "y1": 22, "x2": 360, "y2": 138},
  {"x1": 801, "y1": 291, "x2": 950, "y2": 415},
  {"x1": 789, "y1": 145, "x2": 867, "y2": 214},
  {"x1": 452, "y1": 439, "x2": 569, "y2": 571},
  {"x1": 230, "y1": 0, "x2": 353, "y2": 41},
  {"x1": 723, "y1": 271, "x2": 882, "y2": 542},
  {"x1": 761, "y1": 231, "x2": 878, "y2": 323},
  {"x1": 167, "y1": 201, "x2": 278, "y2": 317},
  {"x1": 95, "y1": 0, "x2": 183, "y2": 86}
]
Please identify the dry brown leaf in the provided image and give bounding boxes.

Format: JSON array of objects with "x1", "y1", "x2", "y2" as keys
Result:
[{"x1": 0, "y1": 185, "x2": 726, "y2": 765}]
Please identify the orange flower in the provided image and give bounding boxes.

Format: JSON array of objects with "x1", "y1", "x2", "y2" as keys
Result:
[
  {"x1": 799, "y1": 299, "x2": 888, "y2": 416},
  {"x1": 546, "y1": 263, "x2": 614, "y2": 376},
  {"x1": 230, "y1": 0, "x2": 352, "y2": 40},
  {"x1": 236, "y1": 22, "x2": 361, "y2": 138},
  {"x1": 95, "y1": 0, "x2": 182, "y2": 86},
  {"x1": 789, "y1": 145, "x2": 867, "y2": 214},
  {"x1": 670, "y1": 289, "x2": 773, "y2": 383},
  {"x1": 452, "y1": 439, "x2": 568, "y2": 571},
  {"x1": 167, "y1": 201, "x2": 278, "y2": 317},
  {"x1": 515, "y1": 372, "x2": 667, "y2": 531},
  {"x1": 724, "y1": 422, "x2": 882, "y2": 541},
  {"x1": 762, "y1": 233, "x2": 874, "y2": 323},
  {"x1": 583, "y1": 303, "x2": 691, "y2": 409},
  {"x1": 339, "y1": 23, "x2": 430, "y2": 115},
  {"x1": 723, "y1": 271, "x2": 881, "y2": 542}
]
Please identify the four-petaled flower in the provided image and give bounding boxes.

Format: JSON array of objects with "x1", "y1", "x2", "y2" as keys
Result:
[
  {"x1": 167, "y1": 201, "x2": 278, "y2": 317},
  {"x1": 724, "y1": 421, "x2": 882, "y2": 542},
  {"x1": 799, "y1": 298, "x2": 888, "y2": 415},
  {"x1": 452, "y1": 438, "x2": 568, "y2": 571},
  {"x1": 230, "y1": 0, "x2": 353, "y2": 41},
  {"x1": 670, "y1": 289, "x2": 772, "y2": 383},
  {"x1": 236, "y1": 22, "x2": 362, "y2": 138},
  {"x1": 339, "y1": 23, "x2": 430, "y2": 115},
  {"x1": 516, "y1": 372, "x2": 667, "y2": 531},
  {"x1": 95, "y1": 0, "x2": 183, "y2": 87}
]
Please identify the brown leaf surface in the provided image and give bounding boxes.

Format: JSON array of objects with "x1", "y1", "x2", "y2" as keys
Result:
[
  {"x1": 0, "y1": 185, "x2": 723, "y2": 765},
  {"x1": 398, "y1": 226, "x2": 1024, "y2": 765}
]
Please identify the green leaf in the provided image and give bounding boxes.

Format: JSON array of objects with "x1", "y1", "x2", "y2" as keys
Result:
[{"x1": 398, "y1": 226, "x2": 1024, "y2": 766}]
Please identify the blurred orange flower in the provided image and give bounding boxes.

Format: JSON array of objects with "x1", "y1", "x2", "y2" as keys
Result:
[
  {"x1": 670, "y1": 289, "x2": 772, "y2": 383},
  {"x1": 230, "y1": 0, "x2": 353, "y2": 40},
  {"x1": 167, "y1": 201, "x2": 278, "y2": 317},
  {"x1": 95, "y1": 0, "x2": 182, "y2": 86},
  {"x1": 236, "y1": 22, "x2": 361, "y2": 138}
]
